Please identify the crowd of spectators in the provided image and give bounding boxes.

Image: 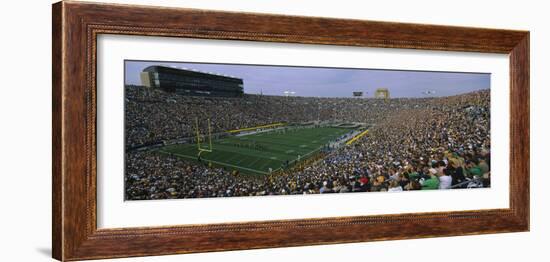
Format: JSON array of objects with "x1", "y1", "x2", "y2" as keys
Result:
[
  {"x1": 126, "y1": 85, "x2": 437, "y2": 148},
  {"x1": 125, "y1": 86, "x2": 491, "y2": 200}
]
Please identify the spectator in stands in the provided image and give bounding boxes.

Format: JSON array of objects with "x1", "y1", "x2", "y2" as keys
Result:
[
  {"x1": 421, "y1": 168, "x2": 440, "y2": 190},
  {"x1": 388, "y1": 180, "x2": 403, "y2": 192}
]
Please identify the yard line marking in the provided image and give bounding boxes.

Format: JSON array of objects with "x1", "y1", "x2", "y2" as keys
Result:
[
  {"x1": 210, "y1": 143, "x2": 289, "y2": 159},
  {"x1": 227, "y1": 122, "x2": 286, "y2": 133},
  {"x1": 162, "y1": 151, "x2": 269, "y2": 175},
  {"x1": 248, "y1": 157, "x2": 264, "y2": 167}
]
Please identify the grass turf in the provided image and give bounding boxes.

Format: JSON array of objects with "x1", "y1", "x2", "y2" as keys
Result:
[{"x1": 158, "y1": 127, "x2": 352, "y2": 175}]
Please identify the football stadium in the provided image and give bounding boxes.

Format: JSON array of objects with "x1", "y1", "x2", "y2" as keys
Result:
[{"x1": 124, "y1": 64, "x2": 491, "y2": 200}]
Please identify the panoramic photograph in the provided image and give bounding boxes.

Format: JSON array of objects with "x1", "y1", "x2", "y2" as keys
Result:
[{"x1": 124, "y1": 60, "x2": 491, "y2": 200}]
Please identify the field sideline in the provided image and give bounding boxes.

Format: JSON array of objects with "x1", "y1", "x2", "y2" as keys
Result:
[{"x1": 158, "y1": 126, "x2": 352, "y2": 175}]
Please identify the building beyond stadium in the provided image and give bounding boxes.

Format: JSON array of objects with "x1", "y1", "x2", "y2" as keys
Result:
[{"x1": 140, "y1": 65, "x2": 244, "y2": 97}]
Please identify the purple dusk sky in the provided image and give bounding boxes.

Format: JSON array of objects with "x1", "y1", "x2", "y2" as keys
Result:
[{"x1": 125, "y1": 60, "x2": 490, "y2": 98}]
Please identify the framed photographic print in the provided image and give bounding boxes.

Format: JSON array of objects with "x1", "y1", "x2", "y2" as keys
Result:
[{"x1": 52, "y1": 1, "x2": 529, "y2": 261}]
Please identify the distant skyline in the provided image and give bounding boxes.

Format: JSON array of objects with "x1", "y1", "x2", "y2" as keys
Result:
[{"x1": 125, "y1": 60, "x2": 490, "y2": 98}]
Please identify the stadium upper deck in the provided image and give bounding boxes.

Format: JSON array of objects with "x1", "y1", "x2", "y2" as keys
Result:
[{"x1": 140, "y1": 65, "x2": 244, "y2": 97}]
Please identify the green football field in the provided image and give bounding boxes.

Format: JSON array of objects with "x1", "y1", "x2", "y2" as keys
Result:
[{"x1": 158, "y1": 127, "x2": 352, "y2": 175}]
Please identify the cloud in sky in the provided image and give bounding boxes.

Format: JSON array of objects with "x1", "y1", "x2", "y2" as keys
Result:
[{"x1": 125, "y1": 60, "x2": 490, "y2": 98}]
